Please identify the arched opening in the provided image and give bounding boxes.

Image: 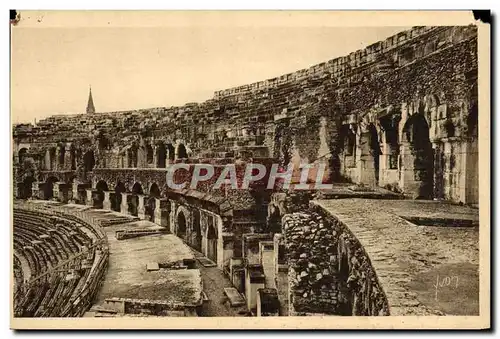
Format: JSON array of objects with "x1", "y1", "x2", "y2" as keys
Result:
[
  {"x1": 380, "y1": 115, "x2": 401, "y2": 171},
  {"x1": 49, "y1": 147, "x2": 57, "y2": 170},
  {"x1": 94, "y1": 181, "x2": 108, "y2": 209},
  {"x1": 402, "y1": 113, "x2": 434, "y2": 199},
  {"x1": 339, "y1": 125, "x2": 357, "y2": 171},
  {"x1": 267, "y1": 204, "x2": 282, "y2": 233},
  {"x1": 128, "y1": 182, "x2": 143, "y2": 216},
  {"x1": 156, "y1": 142, "x2": 167, "y2": 168},
  {"x1": 18, "y1": 148, "x2": 28, "y2": 165},
  {"x1": 43, "y1": 176, "x2": 58, "y2": 200},
  {"x1": 177, "y1": 210, "x2": 187, "y2": 240},
  {"x1": 359, "y1": 123, "x2": 381, "y2": 185},
  {"x1": 127, "y1": 144, "x2": 138, "y2": 168},
  {"x1": 69, "y1": 145, "x2": 76, "y2": 170},
  {"x1": 22, "y1": 175, "x2": 35, "y2": 199},
  {"x1": 114, "y1": 182, "x2": 126, "y2": 212},
  {"x1": 206, "y1": 218, "x2": 218, "y2": 263},
  {"x1": 58, "y1": 144, "x2": 66, "y2": 169},
  {"x1": 192, "y1": 209, "x2": 202, "y2": 251},
  {"x1": 177, "y1": 143, "x2": 188, "y2": 160},
  {"x1": 146, "y1": 144, "x2": 154, "y2": 164},
  {"x1": 166, "y1": 143, "x2": 175, "y2": 162},
  {"x1": 137, "y1": 142, "x2": 148, "y2": 168},
  {"x1": 146, "y1": 183, "x2": 161, "y2": 221},
  {"x1": 83, "y1": 150, "x2": 95, "y2": 172}
]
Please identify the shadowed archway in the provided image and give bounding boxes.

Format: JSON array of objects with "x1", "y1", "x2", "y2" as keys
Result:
[
  {"x1": 94, "y1": 180, "x2": 108, "y2": 209},
  {"x1": 43, "y1": 176, "x2": 58, "y2": 200},
  {"x1": 177, "y1": 210, "x2": 187, "y2": 240},
  {"x1": 206, "y1": 218, "x2": 218, "y2": 263},
  {"x1": 129, "y1": 182, "x2": 143, "y2": 216},
  {"x1": 114, "y1": 181, "x2": 126, "y2": 212},
  {"x1": 177, "y1": 144, "x2": 188, "y2": 160},
  {"x1": 402, "y1": 113, "x2": 434, "y2": 199},
  {"x1": 146, "y1": 183, "x2": 161, "y2": 221}
]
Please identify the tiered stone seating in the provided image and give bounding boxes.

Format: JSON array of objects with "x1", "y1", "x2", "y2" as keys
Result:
[{"x1": 13, "y1": 202, "x2": 109, "y2": 318}]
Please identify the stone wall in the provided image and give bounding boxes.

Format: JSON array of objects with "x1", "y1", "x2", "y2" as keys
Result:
[
  {"x1": 13, "y1": 25, "x2": 478, "y2": 204},
  {"x1": 283, "y1": 203, "x2": 389, "y2": 316}
]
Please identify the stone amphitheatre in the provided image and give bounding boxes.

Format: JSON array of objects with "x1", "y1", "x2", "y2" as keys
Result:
[{"x1": 12, "y1": 26, "x2": 479, "y2": 317}]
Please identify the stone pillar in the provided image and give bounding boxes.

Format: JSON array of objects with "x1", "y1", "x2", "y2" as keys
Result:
[
  {"x1": 154, "y1": 198, "x2": 170, "y2": 227},
  {"x1": 399, "y1": 142, "x2": 420, "y2": 197},
  {"x1": 64, "y1": 145, "x2": 72, "y2": 171},
  {"x1": 103, "y1": 191, "x2": 115, "y2": 211},
  {"x1": 14, "y1": 183, "x2": 21, "y2": 199},
  {"x1": 55, "y1": 148, "x2": 60, "y2": 171},
  {"x1": 137, "y1": 194, "x2": 147, "y2": 220},
  {"x1": 153, "y1": 146, "x2": 158, "y2": 169},
  {"x1": 120, "y1": 192, "x2": 130, "y2": 215},
  {"x1": 378, "y1": 130, "x2": 388, "y2": 186},
  {"x1": 260, "y1": 241, "x2": 276, "y2": 289},
  {"x1": 52, "y1": 182, "x2": 60, "y2": 201},
  {"x1": 70, "y1": 181, "x2": 90, "y2": 204},
  {"x1": 169, "y1": 201, "x2": 177, "y2": 234},
  {"x1": 71, "y1": 182, "x2": 79, "y2": 203},
  {"x1": 85, "y1": 188, "x2": 95, "y2": 206}
]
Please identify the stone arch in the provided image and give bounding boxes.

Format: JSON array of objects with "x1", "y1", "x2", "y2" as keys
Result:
[
  {"x1": 267, "y1": 203, "x2": 283, "y2": 233},
  {"x1": 146, "y1": 144, "x2": 154, "y2": 164},
  {"x1": 379, "y1": 113, "x2": 401, "y2": 171},
  {"x1": 137, "y1": 143, "x2": 147, "y2": 168},
  {"x1": 177, "y1": 209, "x2": 187, "y2": 240},
  {"x1": 176, "y1": 143, "x2": 188, "y2": 160},
  {"x1": 83, "y1": 150, "x2": 95, "y2": 172},
  {"x1": 206, "y1": 217, "x2": 218, "y2": 263},
  {"x1": 166, "y1": 143, "x2": 175, "y2": 162},
  {"x1": 128, "y1": 144, "x2": 138, "y2": 168},
  {"x1": 57, "y1": 143, "x2": 66, "y2": 169},
  {"x1": 146, "y1": 182, "x2": 161, "y2": 221},
  {"x1": 114, "y1": 181, "x2": 126, "y2": 212},
  {"x1": 191, "y1": 209, "x2": 202, "y2": 251},
  {"x1": 18, "y1": 148, "x2": 28, "y2": 165},
  {"x1": 402, "y1": 113, "x2": 434, "y2": 199},
  {"x1": 69, "y1": 144, "x2": 77, "y2": 170},
  {"x1": 467, "y1": 101, "x2": 478, "y2": 138},
  {"x1": 128, "y1": 182, "x2": 143, "y2": 216},
  {"x1": 43, "y1": 176, "x2": 58, "y2": 200},
  {"x1": 94, "y1": 180, "x2": 109, "y2": 209},
  {"x1": 156, "y1": 142, "x2": 167, "y2": 168}
]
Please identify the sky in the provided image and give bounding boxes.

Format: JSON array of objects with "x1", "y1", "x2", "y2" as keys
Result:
[{"x1": 11, "y1": 20, "x2": 410, "y2": 124}]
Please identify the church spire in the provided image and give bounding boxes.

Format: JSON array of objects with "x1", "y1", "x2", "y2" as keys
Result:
[{"x1": 86, "y1": 85, "x2": 95, "y2": 114}]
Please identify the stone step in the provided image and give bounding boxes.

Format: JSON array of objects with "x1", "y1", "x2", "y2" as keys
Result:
[
  {"x1": 224, "y1": 287, "x2": 246, "y2": 307},
  {"x1": 197, "y1": 256, "x2": 217, "y2": 267}
]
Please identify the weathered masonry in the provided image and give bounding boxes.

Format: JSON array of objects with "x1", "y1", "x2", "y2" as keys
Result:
[
  {"x1": 12, "y1": 25, "x2": 480, "y2": 316},
  {"x1": 14, "y1": 26, "x2": 478, "y2": 204}
]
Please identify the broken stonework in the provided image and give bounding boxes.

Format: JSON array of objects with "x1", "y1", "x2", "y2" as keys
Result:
[{"x1": 283, "y1": 205, "x2": 390, "y2": 316}]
